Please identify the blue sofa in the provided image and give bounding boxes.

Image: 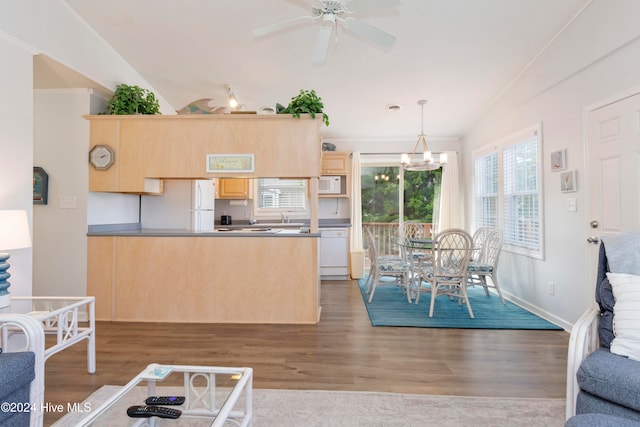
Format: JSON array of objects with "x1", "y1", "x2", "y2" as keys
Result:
[
  {"x1": 0, "y1": 351, "x2": 35, "y2": 427},
  {"x1": 566, "y1": 240, "x2": 640, "y2": 426},
  {"x1": 0, "y1": 314, "x2": 45, "y2": 427}
]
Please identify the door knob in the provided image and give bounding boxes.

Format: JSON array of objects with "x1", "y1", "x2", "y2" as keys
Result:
[
  {"x1": 590, "y1": 220, "x2": 599, "y2": 229},
  {"x1": 587, "y1": 236, "x2": 600, "y2": 245}
]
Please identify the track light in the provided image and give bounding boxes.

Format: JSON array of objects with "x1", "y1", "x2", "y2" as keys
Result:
[{"x1": 225, "y1": 84, "x2": 240, "y2": 110}]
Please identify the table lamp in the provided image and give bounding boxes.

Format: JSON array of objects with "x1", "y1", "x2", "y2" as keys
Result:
[{"x1": 0, "y1": 210, "x2": 32, "y2": 308}]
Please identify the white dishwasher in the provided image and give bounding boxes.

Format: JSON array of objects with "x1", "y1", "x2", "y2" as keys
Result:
[{"x1": 320, "y1": 228, "x2": 349, "y2": 278}]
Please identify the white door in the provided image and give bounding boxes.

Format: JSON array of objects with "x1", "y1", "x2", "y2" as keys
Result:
[{"x1": 587, "y1": 91, "x2": 640, "y2": 295}]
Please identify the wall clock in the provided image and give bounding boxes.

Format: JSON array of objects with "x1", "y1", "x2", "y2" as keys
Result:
[{"x1": 89, "y1": 144, "x2": 115, "y2": 170}]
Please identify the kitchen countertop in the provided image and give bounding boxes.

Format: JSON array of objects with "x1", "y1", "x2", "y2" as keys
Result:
[
  {"x1": 87, "y1": 220, "x2": 350, "y2": 237},
  {"x1": 87, "y1": 223, "x2": 320, "y2": 237}
]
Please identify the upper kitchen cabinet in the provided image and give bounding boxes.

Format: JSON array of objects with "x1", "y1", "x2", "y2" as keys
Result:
[
  {"x1": 86, "y1": 115, "x2": 323, "y2": 193},
  {"x1": 218, "y1": 178, "x2": 251, "y2": 199},
  {"x1": 321, "y1": 151, "x2": 350, "y2": 175},
  {"x1": 320, "y1": 151, "x2": 351, "y2": 198}
]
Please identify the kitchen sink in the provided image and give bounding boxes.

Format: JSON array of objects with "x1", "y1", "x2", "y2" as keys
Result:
[{"x1": 253, "y1": 222, "x2": 305, "y2": 227}]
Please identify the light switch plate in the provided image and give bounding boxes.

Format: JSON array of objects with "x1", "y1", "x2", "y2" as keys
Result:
[
  {"x1": 567, "y1": 198, "x2": 577, "y2": 212},
  {"x1": 60, "y1": 196, "x2": 77, "y2": 209}
]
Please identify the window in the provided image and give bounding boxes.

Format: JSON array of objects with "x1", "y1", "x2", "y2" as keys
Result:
[
  {"x1": 473, "y1": 124, "x2": 544, "y2": 259},
  {"x1": 474, "y1": 151, "x2": 498, "y2": 229},
  {"x1": 255, "y1": 178, "x2": 307, "y2": 213}
]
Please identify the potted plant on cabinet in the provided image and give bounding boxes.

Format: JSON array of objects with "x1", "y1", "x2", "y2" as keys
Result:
[
  {"x1": 102, "y1": 83, "x2": 161, "y2": 115},
  {"x1": 277, "y1": 89, "x2": 329, "y2": 126}
]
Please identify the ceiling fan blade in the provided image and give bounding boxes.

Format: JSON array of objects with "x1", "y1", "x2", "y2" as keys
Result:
[
  {"x1": 346, "y1": 0, "x2": 401, "y2": 14},
  {"x1": 313, "y1": 25, "x2": 333, "y2": 64},
  {"x1": 343, "y1": 18, "x2": 395, "y2": 47},
  {"x1": 253, "y1": 15, "x2": 315, "y2": 37}
]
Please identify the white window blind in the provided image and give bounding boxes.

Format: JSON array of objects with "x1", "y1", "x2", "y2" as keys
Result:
[
  {"x1": 257, "y1": 178, "x2": 306, "y2": 210},
  {"x1": 502, "y1": 133, "x2": 541, "y2": 254},
  {"x1": 474, "y1": 151, "x2": 498, "y2": 229},
  {"x1": 472, "y1": 124, "x2": 543, "y2": 259}
]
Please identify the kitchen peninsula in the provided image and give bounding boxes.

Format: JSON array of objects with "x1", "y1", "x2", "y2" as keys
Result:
[{"x1": 86, "y1": 114, "x2": 324, "y2": 324}]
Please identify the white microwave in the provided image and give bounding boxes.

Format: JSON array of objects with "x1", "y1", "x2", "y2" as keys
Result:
[{"x1": 319, "y1": 176, "x2": 342, "y2": 194}]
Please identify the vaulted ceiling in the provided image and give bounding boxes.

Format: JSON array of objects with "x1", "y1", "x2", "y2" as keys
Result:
[{"x1": 63, "y1": 0, "x2": 588, "y2": 143}]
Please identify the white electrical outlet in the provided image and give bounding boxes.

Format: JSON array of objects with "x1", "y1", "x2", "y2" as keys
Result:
[{"x1": 547, "y1": 281, "x2": 555, "y2": 296}]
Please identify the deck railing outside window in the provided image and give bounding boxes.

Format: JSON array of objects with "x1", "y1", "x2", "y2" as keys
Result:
[{"x1": 363, "y1": 222, "x2": 433, "y2": 257}]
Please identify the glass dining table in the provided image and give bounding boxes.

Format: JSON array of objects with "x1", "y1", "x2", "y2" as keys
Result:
[{"x1": 394, "y1": 237, "x2": 434, "y2": 301}]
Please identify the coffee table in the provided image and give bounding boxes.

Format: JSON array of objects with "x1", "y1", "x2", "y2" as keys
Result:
[
  {"x1": 76, "y1": 364, "x2": 253, "y2": 426},
  {"x1": 0, "y1": 296, "x2": 95, "y2": 373}
]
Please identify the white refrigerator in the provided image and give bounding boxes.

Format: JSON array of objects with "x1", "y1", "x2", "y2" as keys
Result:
[{"x1": 190, "y1": 179, "x2": 215, "y2": 231}]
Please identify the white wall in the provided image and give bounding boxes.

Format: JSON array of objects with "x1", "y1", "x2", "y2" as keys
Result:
[
  {"x1": 461, "y1": 0, "x2": 640, "y2": 327},
  {"x1": 0, "y1": 0, "x2": 171, "y2": 297},
  {"x1": 0, "y1": 37, "x2": 35, "y2": 297}
]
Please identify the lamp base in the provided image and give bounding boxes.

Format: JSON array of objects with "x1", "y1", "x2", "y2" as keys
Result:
[{"x1": 0, "y1": 293, "x2": 9, "y2": 308}]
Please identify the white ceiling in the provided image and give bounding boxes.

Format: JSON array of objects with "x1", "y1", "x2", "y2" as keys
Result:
[{"x1": 63, "y1": 0, "x2": 588, "y2": 143}]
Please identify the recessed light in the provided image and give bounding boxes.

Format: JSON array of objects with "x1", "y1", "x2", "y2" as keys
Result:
[{"x1": 387, "y1": 104, "x2": 401, "y2": 112}]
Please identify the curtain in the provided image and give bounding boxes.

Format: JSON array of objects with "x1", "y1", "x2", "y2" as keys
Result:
[
  {"x1": 350, "y1": 152, "x2": 363, "y2": 250},
  {"x1": 434, "y1": 151, "x2": 463, "y2": 233},
  {"x1": 349, "y1": 152, "x2": 364, "y2": 278}
]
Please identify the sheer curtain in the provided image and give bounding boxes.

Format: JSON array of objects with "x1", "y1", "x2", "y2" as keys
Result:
[
  {"x1": 349, "y1": 152, "x2": 364, "y2": 278},
  {"x1": 434, "y1": 151, "x2": 463, "y2": 233}
]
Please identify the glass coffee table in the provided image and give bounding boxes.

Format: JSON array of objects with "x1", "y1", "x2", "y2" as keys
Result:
[
  {"x1": 76, "y1": 364, "x2": 253, "y2": 426},
  {"x1": 0, "y1": 296, "x2": 96, "y2": 373}
]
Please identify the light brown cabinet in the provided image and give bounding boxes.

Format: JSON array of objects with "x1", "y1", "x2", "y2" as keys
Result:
[
  {"x1": 321, "y1": 152, "x2": 350, "y2": 175},
  {"x1": 86, "y1": 115, "x2": 323, "y2": 194},
  {"x1": 218, "y1": 178, "x2": 250, "y2": 199},
  {"x1": 320, "y1": 151, "x2": 351, "y2": 198}
]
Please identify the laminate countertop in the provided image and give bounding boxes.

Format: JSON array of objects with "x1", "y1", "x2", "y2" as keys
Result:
[{"x1": 87, "y1": 220, "x2": 350, "y2": 237}]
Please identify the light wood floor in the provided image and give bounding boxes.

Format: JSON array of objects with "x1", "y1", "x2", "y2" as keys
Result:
[{"x1": 43, "y1": 280, "x2": 570, "y2": 424}]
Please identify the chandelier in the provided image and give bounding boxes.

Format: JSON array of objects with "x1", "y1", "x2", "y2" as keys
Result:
[{"x1": 401, "y1": 100, "x2": 448, "y2": 171}]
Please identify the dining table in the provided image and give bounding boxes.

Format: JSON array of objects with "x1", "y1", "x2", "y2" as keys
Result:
[{"x1": 394, "y1": 237, "x2": 434, "y2": 301}]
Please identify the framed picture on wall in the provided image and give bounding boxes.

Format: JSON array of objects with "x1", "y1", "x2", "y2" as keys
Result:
[
  {"x1": 561, "y1": 170, "x2": 577, "y2": 193},
  {"x1": 550, "y1": 149, "x2": 566, "y2": 171},
  {"x1": 33, "y1": 166, "x2": 49, "y2": 204}
]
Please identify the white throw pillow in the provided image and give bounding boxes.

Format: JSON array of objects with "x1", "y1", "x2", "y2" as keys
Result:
[{"x1": 607, "y1": 272, "x2": 640, "y2": 361}]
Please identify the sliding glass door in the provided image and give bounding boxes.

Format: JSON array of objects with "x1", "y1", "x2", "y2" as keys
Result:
[{"x1": 361, "y1": 160, "x2": 442, "y2": 256}]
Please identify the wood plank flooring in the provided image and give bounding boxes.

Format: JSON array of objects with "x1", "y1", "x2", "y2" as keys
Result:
[{"x1": 42, "y1": 280, "x2": 570, "y2": 425}]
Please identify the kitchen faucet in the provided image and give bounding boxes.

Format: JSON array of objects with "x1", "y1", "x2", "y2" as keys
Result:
[{"x1": 281, "y1": 213, "x2": 289, "y2": 223}]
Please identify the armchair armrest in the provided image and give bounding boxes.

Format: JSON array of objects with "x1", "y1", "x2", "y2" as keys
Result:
[
  {"x1": 566, "y1": 308, "x2": 600, "y2": 420},
  {"x1": 0, "y1": 314, "x2": 45, "y2": 427}
]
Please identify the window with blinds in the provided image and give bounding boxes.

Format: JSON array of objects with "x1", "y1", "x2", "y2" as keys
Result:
[
  {"x1": 472, "y1": 124, "x2": 543, "y2": 259},
  {"x1": 474, "y1": 151, "x2": 498, "y2": 229},
  {"x1": 256, "y1": 178, "x2": 307, "y2": 211},
  {"x1": 503, "y1": 135, "x2": 540, "y2": 252}
]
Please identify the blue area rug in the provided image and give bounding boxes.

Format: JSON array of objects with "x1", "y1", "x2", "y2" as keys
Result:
[{"x1": 358, "y1": 278, "x2": 562, "y2": 330}]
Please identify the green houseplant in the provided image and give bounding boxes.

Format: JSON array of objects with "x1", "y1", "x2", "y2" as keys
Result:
[
  {"x1": 277, "y1": 89, "x2": 329, "y2": 126},
  {"x1": 103, "y1": 83, "x2": 161, "y2": 115}
]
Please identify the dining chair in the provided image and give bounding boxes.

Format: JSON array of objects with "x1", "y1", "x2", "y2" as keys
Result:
[
  {"x1": 471, "y1": 227, "x2": 489, "y2": 261},
  {"x1": 397, "y1": 220, "x2": 426, "y2": 262},
  {"x1": 415, "y1": 228, "x2": 474, "y2": 318},
  {"x1": 364, "y1": 227, "x2": 412, "y2": 303},
  {"x1": 467, "y1": 229, "x2": 505, "y2": 304}
]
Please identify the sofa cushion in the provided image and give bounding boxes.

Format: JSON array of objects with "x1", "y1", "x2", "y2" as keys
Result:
[
  {"x1": 0, "y1": 351, "x2": 35, "y2": 427},
  {"x1": 596, "y1": 243, "x2": 614, "y2": 348},
  {"x1": 566, "y1": 413, "x2": 640, "y2": 427},
  {"x1": 577, "y1": 348, "x2": 640, "y2": 412}
]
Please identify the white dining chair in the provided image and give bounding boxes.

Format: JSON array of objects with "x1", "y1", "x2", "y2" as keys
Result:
[{"x1": 467, "y1": 229, "x2": 505, "y2": 304}]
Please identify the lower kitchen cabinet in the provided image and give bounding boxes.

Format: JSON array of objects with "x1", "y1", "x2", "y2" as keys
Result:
[{"x1": 320, "y1": 228, "x2": 349, "y2": 278}]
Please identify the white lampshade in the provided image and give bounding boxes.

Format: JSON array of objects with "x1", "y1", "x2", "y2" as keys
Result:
[{"x1": 0, "y1": 210, "x2": 31, "y2": 251}]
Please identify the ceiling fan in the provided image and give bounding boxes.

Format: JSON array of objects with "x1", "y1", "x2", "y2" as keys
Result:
[{"x1": 253, "y1": 0, "x2": 400, "y2": 64}]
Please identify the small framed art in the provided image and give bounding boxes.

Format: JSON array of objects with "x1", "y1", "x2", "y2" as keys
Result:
[
  {"x1": 33, "y1": 166, "x2": 49, "y2": 204},
  {"x1": 561, "y1": 170, "x2": 577, "y2": 193},
  {"x1": 550, "y1": 149, "x2": 566, "y2": 172},
  {"x1": 206, "y1": 154, "x2": 255, "y2": 173}
]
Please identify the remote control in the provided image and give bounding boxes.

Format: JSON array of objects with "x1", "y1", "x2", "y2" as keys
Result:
[
  {"x1": 127, "y1": 405, "x2": 181, "y2": 419},
  {"x1": 145, "y1": 396, "x2": 185, "y2": 406}
]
